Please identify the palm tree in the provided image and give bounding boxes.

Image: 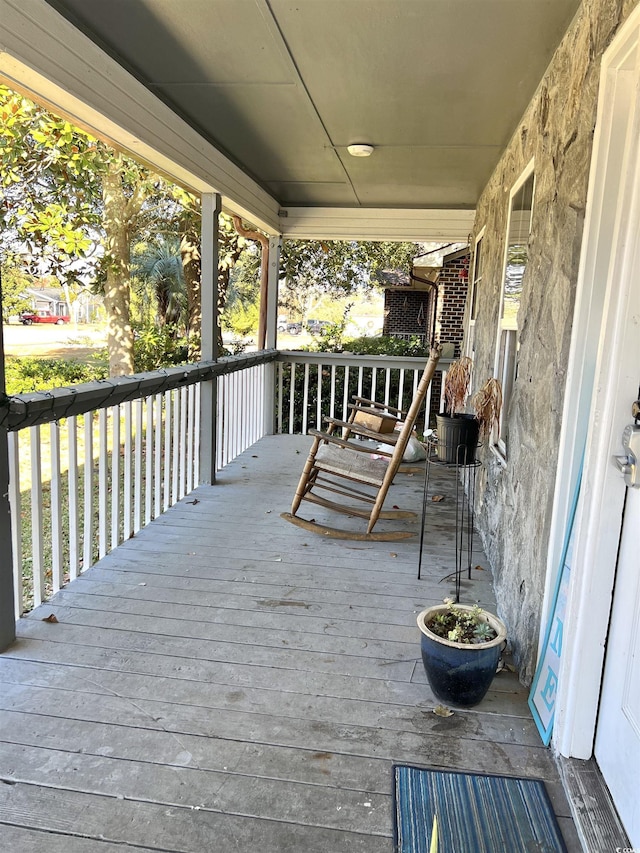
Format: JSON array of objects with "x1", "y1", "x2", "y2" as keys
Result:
[{"x1": 132, "y1": 236, "x2": 187, "y2": 329}]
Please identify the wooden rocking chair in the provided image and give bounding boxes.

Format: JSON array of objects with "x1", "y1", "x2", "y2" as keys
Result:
[{"x1": 281, "y1": 346, "x2": 441, "y2": 540}]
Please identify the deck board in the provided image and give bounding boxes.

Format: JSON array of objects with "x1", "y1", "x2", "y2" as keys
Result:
[{"x1": 0, "y1": 434, "x2": 581, "y2": 851}]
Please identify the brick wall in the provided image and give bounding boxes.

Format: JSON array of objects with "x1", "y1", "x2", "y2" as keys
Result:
[
  {"x1": 435, "y1": 253, "x2": 469, "y2": 358},
  {"x1": 383, "y1": 289, "x2": 432, "y2": 340}
]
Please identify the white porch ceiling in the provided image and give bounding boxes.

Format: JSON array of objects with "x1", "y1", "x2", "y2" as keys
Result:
[{"x1": 43, "y1": 0, "x2": 581, "y2": 218}]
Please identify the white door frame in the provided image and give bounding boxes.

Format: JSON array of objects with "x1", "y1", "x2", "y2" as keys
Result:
[{"x1": 546, "y1": 4, "x2": 640, "y2": 759}]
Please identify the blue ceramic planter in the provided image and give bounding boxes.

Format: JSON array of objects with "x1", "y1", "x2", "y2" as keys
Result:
[{"x1": 417, "y1": 606, "x2": 507, "y2": 707}]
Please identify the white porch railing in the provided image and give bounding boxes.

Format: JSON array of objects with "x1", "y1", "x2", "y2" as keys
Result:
[
  {"x1": 2, "y1": 348, "x2": 448, "y2": 624},
  {"x1": 3, "y1": 352, "x2": 276, "y2": 619},
  {"x1": 275, "y1": 351, "x2": 450, "y2": 436}
]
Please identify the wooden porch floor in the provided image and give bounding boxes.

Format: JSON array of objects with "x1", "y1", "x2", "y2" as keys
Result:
[{"x1": 0, "y1": 435, "x2": 580, "y2": 852}]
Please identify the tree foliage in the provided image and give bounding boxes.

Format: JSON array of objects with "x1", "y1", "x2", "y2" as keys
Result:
[
  {"x1": 131, "y1": 236, "x2": 187, "y2": 328},
  {"x1": 0, "y1": 84, "x2": 191, "y2": 375},
  {"x1": 0, "y1": 259, "x2": 33, "y2": 321},
  {"x1": 1, "y1": 84, "x2": 103, "y2": 282},
  {"x1": 279, "y1": 239, "x2": 419, "y2": 318}
]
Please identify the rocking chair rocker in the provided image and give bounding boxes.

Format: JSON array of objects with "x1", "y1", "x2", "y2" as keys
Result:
[{"x1": 281, "y1": 346, "x2": 442, "y2": 540}]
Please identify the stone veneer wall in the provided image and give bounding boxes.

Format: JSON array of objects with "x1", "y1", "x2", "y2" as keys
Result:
[{"x1": 468, "y1": 0, "x2": 639, "y2": 684}]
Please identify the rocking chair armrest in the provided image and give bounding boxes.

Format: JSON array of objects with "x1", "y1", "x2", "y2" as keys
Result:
[
  {"x1": 350, "y1": 397, "x2": 405, "y2": 416},
  {"x1": 308, "y1": 429, "x2": 394, "y2": 457},
  {"x1": 323, "y1": 417, "x2": 400, "y2": 444}
]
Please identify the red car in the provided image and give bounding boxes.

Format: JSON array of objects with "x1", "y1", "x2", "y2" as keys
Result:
[{"x1": 20, "y1": 311, "x2": 70, "y2": 325}]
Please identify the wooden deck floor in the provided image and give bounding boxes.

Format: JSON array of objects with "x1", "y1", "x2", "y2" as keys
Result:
[{"x1": 0, "y1": 434, "x2": 580, "y2": 852}]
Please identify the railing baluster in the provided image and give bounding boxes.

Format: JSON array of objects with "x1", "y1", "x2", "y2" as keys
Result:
[
  {"x1": 252, "y1": 367, "x2": 258, "y2": 445},
  {"x1": 277, "y1": 362, "x2": 284, "y2": 434},
  {"x1": 145, "y1": 396, "x2": 154, "y2": 523},
  {"x1": 223, "y1": 374, "x2": 230, "y2": 466},
  {"x1": 424, "y1": 382, "x2": 433, "y2": 433},
  {"x1": 329, "y1": 364, "x2": 336, "y2": 420},
  {"x1": 30, "y1": 425, "x2": 44, "y2": 607},
  {"x1": 236, "y1": 370, "x2": 241, "y2": 456},
  {"x1": 224, "y1": 374, "x2": 231, "y2": 467},
  {"x1": 49, "y1": 421, "x2": 63, "y2": 593},
  {"x1": 384, "y1": 368, "x2": 391, "y2": 406},
  {"x1": 134, "y1": 399, "x2": 143, "y2": 533},
  {"x1": 342, "y1": 365, "x2": 349, "y2": 420},
  {"x1": 123, "y1": 401, "x2": 132, "y2": 540},
  {"x1": 398, "y1": 369, "x2": 405, "y2": 413},
  {"x1": 316, "y1": 363, "x2": 322, "y2": 431},
  {"x1": 216, "y1": 376, "x2": 224, "y2": 471},
  {"x1": 83, "y1": 413, "x2": 94, "y2": 573},
  {"x1": 155, "y1": 393, "x2": 163, "y2": 514},
  {"x1": 439, "y1": 367, "x2": 448, "y2": 413},
  {"x1": 163, "y1": 391, "x2": 172, "y2": 510},
  {"x1": 98, "y1": 408, "x2": 108, "y2": 559},
  {"x1": 288, "y1": 363, "x2": 296, "y2": 435},
  {"x1": 185, "y1": 387, "x2": 194, "y2": 495},
  {"x1": 357, "y1": 366, "x2": 363, "y2": 398},
  {"x1": 172, "y1": 388, "x2": 179, "y2": 503},
  {"x1": 67, "y1": 417, "x2": 79, "y2": 581},
  {"x1": 193, "y1": 383, "x2": 201, "y2": 487},
  {"x1": 370, "y1": 366, "x2": 377, "y2": 401},
  {"x1": 111, "y1": 404, "x2": 120, "y2": 551},
  {"x1": 248, "y1": 367, "x2": 254, "y2": 447},
  {"x1": 179, "y1": 386, "x2": 187, "y2": 499},
  {"x1": 302, "y1": 363, "x2": 310, "y2": 435},
  {"x1": 8, "y1": 432, "x2": 23, "y2": 618},
  {"x1": 238, "y1": 371, "x2": 244, "y2": 456}
]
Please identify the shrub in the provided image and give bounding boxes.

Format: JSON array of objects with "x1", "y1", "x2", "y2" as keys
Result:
[
  {"x1": 309, "y1": 333, "x2": 429, "y2": 358},
  {"x1": 5, "y1": 356, "x2": 109, "y2": 395},
  {"x1": 132, "y1": 325, "x2": 189, "y2": 372}
]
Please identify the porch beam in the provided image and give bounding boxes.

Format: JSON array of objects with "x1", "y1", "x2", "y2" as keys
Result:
[
  {"x1": 199, "y1": 193, "x2": 221, "y2": 485},
  {"x1": 0, "y1": 276, "x2": 16, "y2": 651},
  {"x1": 278, "y1": 208, "x2": 476, "y2": 241},
  {"x1": 0, "y1": 0, "x2": 280, "y2": 234}
]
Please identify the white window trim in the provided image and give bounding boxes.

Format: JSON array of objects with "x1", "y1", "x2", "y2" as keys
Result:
[
  {"x1": 493, "y1": 158, "x2": 536, "y2": 459},
  {"x1": 465, "y1": 226, "x2": 485, "y2": 360}
]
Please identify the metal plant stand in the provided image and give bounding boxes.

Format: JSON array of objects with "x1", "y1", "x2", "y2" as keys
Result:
[{"x1": 418, "y1": 438, "x2": 481, "y2": 601}]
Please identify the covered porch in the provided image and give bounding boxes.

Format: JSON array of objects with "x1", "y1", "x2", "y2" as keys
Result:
[{"x1": 0, "y1": 433, "x2": 581, "y2": 851}]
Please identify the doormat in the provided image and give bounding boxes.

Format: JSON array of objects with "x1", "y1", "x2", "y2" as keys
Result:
[{"x1": 393, "y1": 765, "x2": 567, "y2": 852}]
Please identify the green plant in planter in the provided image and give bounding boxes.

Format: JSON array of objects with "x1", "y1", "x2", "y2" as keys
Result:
[
  {"x1": 428, "y1": 599, "x2": 498, "y2": 644},
  {"x1": 417, "y1": 601, "x2": 507, "y2": 706}
]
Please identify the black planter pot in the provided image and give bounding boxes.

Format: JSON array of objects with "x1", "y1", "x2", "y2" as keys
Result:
[
  {"x1": 435, "y1": 413, "x2": 480, "y2": 464},
  {"x1": 417, "y1": 605, "x2": 507, "y2": 707}
]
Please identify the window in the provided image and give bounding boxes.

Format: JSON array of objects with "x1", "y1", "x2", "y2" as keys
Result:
[
  {"x1": 494, "y1": 163, "x2": 535, "y2": 455},
  {"x1": 466, "y1": 229, "x2": 484, "y2": 359}
]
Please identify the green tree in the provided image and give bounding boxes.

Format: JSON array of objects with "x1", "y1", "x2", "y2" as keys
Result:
[
  {"x1": 0, "y1": 258, "x2": 32, "y2": 321},
  {"x1": 279, "y1": 239, "x2": 420, "y2": 318},
  {"x1": 0, "y1": 84, "x2": 174, "y2": 375},
  {"x1": 131, "y1": 235, "x2": 187, "y2": 328}
]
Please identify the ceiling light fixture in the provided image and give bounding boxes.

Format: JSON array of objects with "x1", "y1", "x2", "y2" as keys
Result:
[{"x1": 347, "y1": 143, "x2": 374, "y2": 157}]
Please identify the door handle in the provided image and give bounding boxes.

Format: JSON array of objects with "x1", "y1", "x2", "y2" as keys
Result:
[
  {"x1": 613, "y1": 454, "x2": 634, "y2": 476},
  {"x1": 614, "y1": 422, "x2": 640, "y2": 487}
]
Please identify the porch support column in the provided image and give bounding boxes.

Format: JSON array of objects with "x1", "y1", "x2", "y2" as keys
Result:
[
  {"x1": 263, "y1": 235, "x2": 282, "y2": 435},
  {"x1": 0, "y1": 274, "x2": 16, "y2": 650},
  {"x1": 199, "y1": 192, "x2": 221, "y2": 484}
]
